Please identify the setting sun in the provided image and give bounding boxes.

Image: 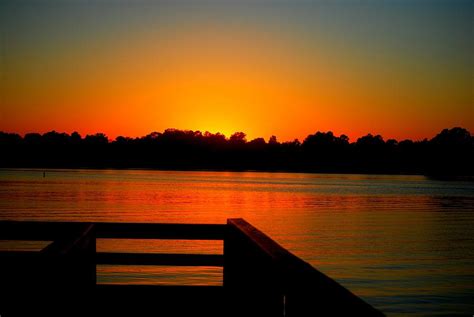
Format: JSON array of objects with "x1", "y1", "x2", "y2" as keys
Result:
[{"x1": 1, "y1": 1, "x2": 472, "y2": 141}]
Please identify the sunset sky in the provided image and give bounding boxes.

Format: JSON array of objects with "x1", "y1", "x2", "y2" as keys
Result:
[{"x1": 1, "y1": 0, "x2": 472, "y2": 142}]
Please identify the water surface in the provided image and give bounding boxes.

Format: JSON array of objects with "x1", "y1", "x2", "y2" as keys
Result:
[{"x1": 1, "y1": 169, "x2": 473, "y2": 316}]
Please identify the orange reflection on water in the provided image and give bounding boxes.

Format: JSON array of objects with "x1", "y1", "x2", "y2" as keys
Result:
[
  {"x1": 1, "y1": 170, "x2": 474, "y2": 315},
  {"x1": 97, "y1": 239, "x2": 222, "y2": 255},
  {"x1": 97, "y1": 265, "x2": 222, "y2": 286}
]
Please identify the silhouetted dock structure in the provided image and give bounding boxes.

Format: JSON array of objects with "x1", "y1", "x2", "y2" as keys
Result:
[{"x1": 0, "y1": 219, "x2": 384, "y2": 316}]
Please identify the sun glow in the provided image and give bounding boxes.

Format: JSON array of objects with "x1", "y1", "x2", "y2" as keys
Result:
[{"x1": 1, "y1": 1, "x2": 472, "y2": 141}]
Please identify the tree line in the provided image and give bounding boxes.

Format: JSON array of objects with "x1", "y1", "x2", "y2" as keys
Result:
[{"x1": 0, "y1": 127, "x2": 472, "y2": 176}]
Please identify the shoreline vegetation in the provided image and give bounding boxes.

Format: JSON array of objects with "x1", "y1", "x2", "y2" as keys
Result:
[{"x1": 1, "y1": 127, "x2": 472, "y2": 177}]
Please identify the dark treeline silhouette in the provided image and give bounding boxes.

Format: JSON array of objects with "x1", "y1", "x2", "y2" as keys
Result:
[{"x1": 0, "y1": 127, "x2": 472, "y2": 176}]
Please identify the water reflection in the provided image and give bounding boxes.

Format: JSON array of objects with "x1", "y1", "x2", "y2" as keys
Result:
[
  {"x1": 0, "y1": 169, "x2": 473, "y2": 316},
  {"x1": 97, "y1": 265, "x2": 222, "y2": 286}
]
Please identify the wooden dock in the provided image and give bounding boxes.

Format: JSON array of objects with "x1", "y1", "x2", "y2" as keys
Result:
[{"x1": 0, "y1": 219, "x2": 384, "y2": 316}]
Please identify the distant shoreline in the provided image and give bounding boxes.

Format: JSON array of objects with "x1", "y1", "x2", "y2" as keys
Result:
[
  {"x1": 2, "y1": 166, "x2": 473, "y2": 181},
  {"x1": 1, "y1": 127, "x2": 473, "y2": 178}
]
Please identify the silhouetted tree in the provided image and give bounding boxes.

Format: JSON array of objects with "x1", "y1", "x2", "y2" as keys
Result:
[
  {"x1": 268, "y1": 135, "x2": 279, "y2": 145},
  {"x1": 0, "y1": 127, "x2": 472, "y2": 176},
  {"x1": 24, "y1": 133, "x2": 42, "y2": 145},
  {"x1": 248, "y1": 138, "x2": 266, "y2": 146},
  {"x1": 229, "y1": 132, "x2": 246, "y2": 144},
  {"x1": 356, "y1": 134, "x2": 384, "y2": 148},
  {"x1": 71, "y1": 131, "x2": 82, "y2": 144},
  {"x1": 84, "y1": 133, "x2": 108, "y2": 145},
  {"x1": 430, "y1": 127, "x2": 472, "y2": 147},
  {"x1": 426, "y1": 127, "x2": 474, "y2": 175}
]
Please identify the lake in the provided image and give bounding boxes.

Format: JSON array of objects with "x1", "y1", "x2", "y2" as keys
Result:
[{"x1": 0, "y1": 169, "x2": 473, "y2": 316}]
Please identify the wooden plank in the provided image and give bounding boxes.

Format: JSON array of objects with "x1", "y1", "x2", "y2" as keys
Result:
[
  {"x1": 96, "y1": 222, "x2": 226, "y2": 240},
  {"x1": 0, "y1": 221, "x2": 84, "y2": 240},
  {"x1": 0, "y1": 221, "x2": 226, "y2": 240},
  {"x1": 97, "y1": 252, "x2": 224, "y2": 266}
]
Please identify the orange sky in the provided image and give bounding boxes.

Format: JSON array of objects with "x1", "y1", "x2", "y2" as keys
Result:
[{"x1": 0, "y1": 2, "x2": 472, "y2": 141}]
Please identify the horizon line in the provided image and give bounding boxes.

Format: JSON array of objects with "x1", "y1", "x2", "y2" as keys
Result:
[{"x1": 1, "y1": 126, "x2": 471, "y2": 144}]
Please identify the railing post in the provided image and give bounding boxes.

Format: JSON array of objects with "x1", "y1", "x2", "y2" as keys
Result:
[
  {"x1": 224, "y1": 219, "x2": 284, "y2": 317},
  {"x1": 40, "y1": 223, "x2": 96, "y2": 292},
  {"x1": 224, "y1": 218, "x2": 384, "y2": 317}
]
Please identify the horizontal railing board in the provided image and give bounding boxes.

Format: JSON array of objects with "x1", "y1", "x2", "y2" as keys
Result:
[
  {"x1": 0, "y1": 221, "x2": 226, "y2": 241},
  {"x1": 97, "y1": 252, "x2": 224, "y2": 266},
  {"x1": 0, "y1": 252, "x2": 222, "y2": 269},
  {"x1": 0, "y1": 221, "x2": 92, "y2": 241}
]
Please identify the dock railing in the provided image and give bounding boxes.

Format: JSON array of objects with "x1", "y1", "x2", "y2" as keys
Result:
[{"x1": 0, "y1": 219, "x2": 384, "y2": 316}]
